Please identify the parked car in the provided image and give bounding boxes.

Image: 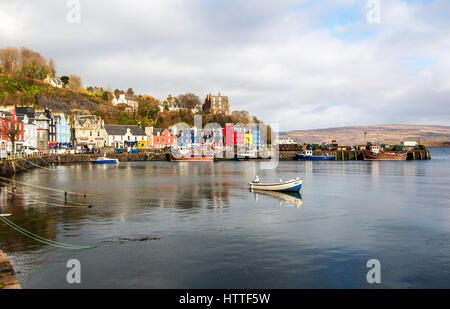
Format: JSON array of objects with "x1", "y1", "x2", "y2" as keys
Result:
[{"x1": 22, "y1": 146, "x2": 40, "y2": 156}]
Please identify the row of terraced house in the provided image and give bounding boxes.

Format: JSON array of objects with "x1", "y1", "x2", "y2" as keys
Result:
[{"x1": 0, "y1": 105, "x2": 266, "y2": 157}]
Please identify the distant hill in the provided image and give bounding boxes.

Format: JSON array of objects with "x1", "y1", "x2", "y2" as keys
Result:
[{"x1": 282, "y1": 124, "x2": 450, "y2": 147}]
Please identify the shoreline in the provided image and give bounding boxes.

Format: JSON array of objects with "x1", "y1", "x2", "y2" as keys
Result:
[
  {"x1": 0, "y1": 148, "x2": 433, "y2": 178},
  {"x1": 0, "y1": 250, "x2": 20, "y2": 289}
]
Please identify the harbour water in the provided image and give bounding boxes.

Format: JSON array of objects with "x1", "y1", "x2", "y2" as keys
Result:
[{"x1": 0, "y1": 148, "x2": 449, "y2": 288}]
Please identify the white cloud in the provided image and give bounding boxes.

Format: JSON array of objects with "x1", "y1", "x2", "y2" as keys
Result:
[{"x1": 0, "y1": 0, "x2": 449, "y2": 130}]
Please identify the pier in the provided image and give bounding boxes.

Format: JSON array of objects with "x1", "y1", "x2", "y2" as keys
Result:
[
  {"x1": 278, "y1": 145, "x2": 431, "y2": 161},
  {"x1": 0, "y1": 250, "x2": 20, "y2": 289}
]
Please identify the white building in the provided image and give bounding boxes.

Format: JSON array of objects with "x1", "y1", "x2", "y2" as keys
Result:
[
  {"x1": 22, "y1": 114, "x2": 37, "y2": 148},
  {"x1": 402, "y1": 141, "x2": 418, "y2": 147},
  {"x1": 278, "y1": 138, "x2": 296, "y2": 145},
  {"x1": 44, "y1": 75, "x2": 63, "y2": 88},
  {"x1": 104, "y1": 125, "x2": 147, "y2": 149},
  {"x1": 112, "y1": 94, "x2": 139, "y2": 112}
]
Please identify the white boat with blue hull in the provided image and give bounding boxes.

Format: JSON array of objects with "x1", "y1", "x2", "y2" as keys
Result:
[
  {"x1": 91, "y1": 156, "x2": 119, "y2": 165},
  {"x1": 296, "y1": 150, "x2": 335, "y2": 161},
  {"x1": 248, "y1": 176, "x2": 303, "y2": 192}
]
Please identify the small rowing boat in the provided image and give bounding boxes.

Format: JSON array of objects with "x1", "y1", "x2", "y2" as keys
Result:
[
  {"x1": 248, "y1": 176, "x2": 303, "y2": 192},
  {"x1": 91, "y1": 156, "x2": 120, "y2": 165}
]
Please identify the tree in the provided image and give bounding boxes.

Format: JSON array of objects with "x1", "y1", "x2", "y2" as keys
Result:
[
  {"x1": 114, "y1": 89, "x2": 122, "y2": 98},
  {"x1": 48, "y1": 59, "x2": 56, "y2": 77},
  {"x1": 127, "y1": 88, "x2": 134, "y2": 95},
  {"x1": 19, "y1": 47, "x2": 51, "y2": 80},
  {"x1": 6, "y1": 119, "x2": 21, "y2": 154},
  {"x1": 60, "y1": 76, "x2": 70, "y2": 88},
  {"x1": 138, "y1": 95, "x2": 161, "y2": 121},
  {"x1": 68, "y1": 75, "x2": 82, "y2": 90},
  {"x1": 177, "y1": 93, "x2": 201, "y2": 111},
  {"x1": 102, "y1": 91, "x2": 112, "y2": 101},
  {"x1": 0, "y1": 47, "x2": 20, "y2": 73}
]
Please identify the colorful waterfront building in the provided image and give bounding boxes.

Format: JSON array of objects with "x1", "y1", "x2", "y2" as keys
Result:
[
  {"x1": 104, "y1": 125, "x2": 147, "y2": 149},
  {"x1": 73, "y1": 114, "x2": 106, "y2": 149},
  {"x1": 36, "y1": 113, "x2": 49, "y2": 151},
  {"x1": 16, "y1": 107, "x2": 37, "y2": 149},
  {"x1": 0, "y1": 109, "x2": 25, "y2": 154},
  {"x1": 55, "y1": 113, "x2": 71, "y2": 148},
  {"x1": 153, "y1": 128, "x2": 177, "y2": 149}
]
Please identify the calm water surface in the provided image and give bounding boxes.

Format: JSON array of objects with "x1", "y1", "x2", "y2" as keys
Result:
[{"x1": 1, "y1": 148, "x2": 450, "y2": 288}]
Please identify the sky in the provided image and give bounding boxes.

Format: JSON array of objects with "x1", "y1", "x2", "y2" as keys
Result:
[{"x1": 0, "y1": 0, "x2": 449, "y2": 131}]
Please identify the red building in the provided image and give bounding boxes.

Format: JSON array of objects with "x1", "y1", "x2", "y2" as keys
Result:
[
  {"x1": 153, "y1": 128, "x2": 177, "y2": 149},
  {"x1": 222, "y1": 124, "x2": 245, "y2": 147},
  {"x1": 0, "y1": 109, "x2": 25, "y2": 153}
]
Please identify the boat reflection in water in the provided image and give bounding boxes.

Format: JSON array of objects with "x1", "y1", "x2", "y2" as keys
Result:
[{"x1": 251, "y1": 190, "x2": 303, "y2": 208}]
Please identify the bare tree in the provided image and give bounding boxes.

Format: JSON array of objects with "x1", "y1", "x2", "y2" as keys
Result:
[
  {"x1": 0, "y1": 47, "x2": 20, "y2": 73},
  {"x1": 68, "y1": 75, "x2": 83, "y2": 90},
  {"x1": 177, "y1": 93, "x2": 201, "y2": 111},
  {"x1": 6, "y1": 119, "x2": 21, "y2": 154}
]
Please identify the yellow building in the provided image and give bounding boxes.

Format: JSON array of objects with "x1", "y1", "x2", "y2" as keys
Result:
[
  {"x1": 73, "y1": 115, "x2": 106, "y2": 149},
  {"x1": 245, "y1": 133, "x2": 253, "y2": 146}
]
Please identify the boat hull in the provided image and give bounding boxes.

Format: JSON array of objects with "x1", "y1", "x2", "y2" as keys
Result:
[
  {"x1": 92, "y1": 160, "x2": 118, "y2": 165},
  {"x1": 249, "y1": 179, "x2": 303, "y2": 192},
  {"x1": 296, "y1": 154, "x2": 334, "y2": 161},
  {"x1": 362, "y1": 150, "x2": 407, "y2": 161}
]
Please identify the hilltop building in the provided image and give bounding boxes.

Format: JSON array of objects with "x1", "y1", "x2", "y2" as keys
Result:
[
  {"x1": 112, "y1": 94, "x2": 139, "y2": 112},
  {"x1": 203, "y1": 93, "x2": 231, "y2": 115},
  {"x1": 44, "y1": 75, "x2": 63, "y2": 88}
]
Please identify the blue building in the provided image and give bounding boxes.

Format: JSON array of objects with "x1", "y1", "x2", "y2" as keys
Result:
[
  {"x1": 252, "y1": 124, "x2": 260, "y2": 147},
  {"x1": 55, "y1": 113, "x2": 71, "y2": 148}
]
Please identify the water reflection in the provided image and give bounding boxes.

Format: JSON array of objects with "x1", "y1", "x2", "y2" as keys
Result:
[
  {"x1": 0, "y1": 149, "x2": 449, "y2": 288},
  {"x1": 251, "y1": 190, "x2": 303, "y2": 208}
]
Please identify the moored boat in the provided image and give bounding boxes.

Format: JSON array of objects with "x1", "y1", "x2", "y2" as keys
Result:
[
  {"x1": 91, "y1": 156, "x2": 119, "y2": 165},
  {"x1": 362, "y1": 150, "x2": 407, "y2": 161},
  {"x1": 296, "y1": 150, "x2": 334, "y2": 161},
  {"x1": 248, "y1": 176, "x2": 303, "y2": 192}
]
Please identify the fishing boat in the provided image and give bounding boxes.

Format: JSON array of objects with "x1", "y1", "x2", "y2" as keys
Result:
[
  {"x1": 362, "y1": 150, "x2": 407, "y2": 161},
  {"x1": 296, "y1": 150, "x2": 335, "y2": 161},
  {"x1": 248, "y1": 176, "x2": 303, "y2": 192},
  {"x1": 91, "y1": 156, "x2": 119, "y2": 165}
]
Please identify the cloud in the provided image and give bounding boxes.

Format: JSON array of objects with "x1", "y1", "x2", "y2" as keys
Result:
[{"x1": 0, "y1": 0, "x2": 449, "y2": 130}]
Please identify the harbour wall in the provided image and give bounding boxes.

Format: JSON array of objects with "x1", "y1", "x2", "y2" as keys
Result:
[
  {"x1": 278, "y1": 149, "x2": 431, "y2": 161},
  {"x1": 0, "y1": 148, "x2": 432, "y2": 177}
]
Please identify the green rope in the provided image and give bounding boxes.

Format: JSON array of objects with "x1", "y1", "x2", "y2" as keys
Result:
[
  {"x1": 0, "y1": 181, "x2": 90, "y2": 206},
  {"x1": 0, "y1": 216, "x2": 94, "y2": 250},
  {"x1": 18, "y1": 157, "x2": 55, "y2": 171},
  {"x1": 0, "y1": 176, "x2": 90, "y2": 196},
  {"x1": 4, "y1": 189, "x2": 89, "y2": 208}
]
